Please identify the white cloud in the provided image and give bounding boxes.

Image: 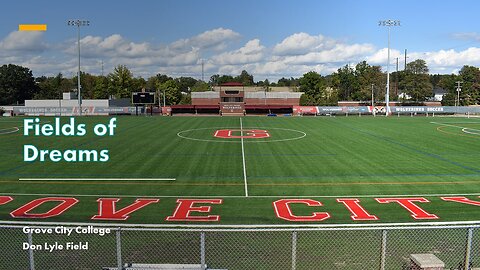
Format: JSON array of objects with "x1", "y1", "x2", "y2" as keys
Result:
[
  {"x1": 411, "y1": 48, "x2": 480, "y2": 72},
  {"x1": 66, "y1": 34, "x2": 155, "y2": 59},
  {"x1": 5, "y1": 28, "x2": 480, "y2": 80},
  {"x1": 451, "y1": 32, "x2": 480, "y2": 42},
  {"x1": 273, "y1": 32, "x2": 337, "y2": 56},
  {"x1": 167, "y1": 47, "x2": 200, "y2": 66},
  {"x1": 63, "y1": 33, "x2": 201, "y2": 68},
  {"x1": 0, "y1": 31, "x2": 47, "y2": 53},
  {"x1": 366, "y1": 48, "x2": 402, "y2": 65},
  {"x1": 265, "y1": 32, "x2": 376, "y2": 80},
  {"x1": 170, "y1": 28, "x2": 241, "y2": 51},
  {"x1": 281, "y1": 43, "x2": 376, "y2": 65},
  {"x1": 212, "y1": 39, "x2": 265, "y2": 65},
  {"x1": 366, "y1": 47, "x2": 480, "y2": 75}
]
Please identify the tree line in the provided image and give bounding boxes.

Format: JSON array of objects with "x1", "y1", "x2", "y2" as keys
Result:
[
  {"x1": 1, "y1": 60, "x2": 480, "y2": 106},
  {"x1": 300, "y1": 59, "x2": 480, "y2": 106}
]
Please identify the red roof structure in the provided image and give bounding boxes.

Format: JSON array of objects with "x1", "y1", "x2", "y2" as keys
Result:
[{"x1": 220, "y1": 82, "x2": 244, "y2": 87}]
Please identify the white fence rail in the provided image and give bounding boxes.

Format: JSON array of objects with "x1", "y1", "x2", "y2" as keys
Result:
[{"x1": 1, "y1": 223, "x2": 480, "y2": 270}]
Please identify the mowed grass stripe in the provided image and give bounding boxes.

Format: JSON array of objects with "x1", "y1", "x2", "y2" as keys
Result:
[
  {"x1": 244, "y1": 117, "x2": 480, "y2": 197},
  {"x1": 245, "y1": 118, "x2": 471, "y2": 183},
  {"x1": 3, "y1": 180, "x2": 480, "y2": 186},
  {"x1": 1, "y1": 116, "x2": 480, "y2": 224},
  {"x1": 327, "y1": 117, "x2": 479, "y2": 173}
]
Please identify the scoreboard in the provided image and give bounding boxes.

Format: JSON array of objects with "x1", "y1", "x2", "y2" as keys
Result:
[{"x1": 132, "y1": 92, "x2": 156, "y2": 105}]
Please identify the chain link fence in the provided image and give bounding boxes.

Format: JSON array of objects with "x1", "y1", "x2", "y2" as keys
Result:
[{"x1": 1, "y1": 223, "x2": 479, "y2": 270}]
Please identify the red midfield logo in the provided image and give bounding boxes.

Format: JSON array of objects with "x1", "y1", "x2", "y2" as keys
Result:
[{"x1": 214, "y1": 129, "x2": 270, "y2": 139}]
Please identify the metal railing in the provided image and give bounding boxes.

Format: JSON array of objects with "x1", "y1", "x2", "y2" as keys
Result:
[{"x1": 1, "y1": 223, "x2": 479, "y2": 270}]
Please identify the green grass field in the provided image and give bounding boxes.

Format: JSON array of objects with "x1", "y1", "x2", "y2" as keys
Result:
[{"x1": 1, "y1": 115, "x2": 480, "y2": 225}]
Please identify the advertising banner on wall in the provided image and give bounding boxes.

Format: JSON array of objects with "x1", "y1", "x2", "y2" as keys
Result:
[
  {"x1": 293, "y1": 106, "x2": 318, "y2": 115},
  {"x1": 292, "y1": 106, "x2": 480, "y2": 115},
  {"x1": 13, "y1": 107, "x2": 137, "y2": 116}
]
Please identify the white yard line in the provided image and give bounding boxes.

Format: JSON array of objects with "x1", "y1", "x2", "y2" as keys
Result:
[
  {"x1": 18, "y1": 178, "x2": 176, "y2": 181},
  {"x1": 3, "y1": 192, "x2": 480, "y2": 198},
  {"x1": 1, "y1": 220, "x2": 480, "y2": 229},
  {"x1": 240, "y1": 117, "x2": 248, "y2": 197}
]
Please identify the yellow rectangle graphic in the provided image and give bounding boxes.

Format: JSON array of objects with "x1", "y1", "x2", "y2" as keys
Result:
[{"x1": 18, "y1": 24, "x2": 47, "y2": 31}]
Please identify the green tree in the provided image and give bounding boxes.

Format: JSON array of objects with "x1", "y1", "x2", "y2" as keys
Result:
[
  {"x1": 179, "y1": 93, "x2": 192, "y2": 104},
  {"x1": 75, "y1": 72, "x2": 97, "y2": 99},
  {"x1": 332, "y1": 65, "x2": 359, "y2": 101},
  {"x1": 258, "y1": 79, "x2": 271, "y2": 92},
  {"x1": 158, "y1": 79, "x2": 181, "y2": 105},
  {"x1": 354, "y1": 61, "x2": 384, "y2": 101},
  {"x1": 299, "y1": 71, "x2": 330, "y2": 104},
  {"x1": 299, "y1": 93, "x2": 315, "y2": 106},
  {"x1": 35, "y1": 75, "x2": 58, "y2": 100},
  {"x1": 235, "y1": 70, "x2": 254, "y2": 86},
  {"x1": 277, "y1": 77, "x2": 299, "y2": 87},
  {"x1": 458, "y1": 65, "x2": 480, "y2": 105},
  {"x1": 0, "y1": 64, "x2": 38, "y2": 105},
  {"x1": 401, "y1": 59, "x2": 433, "y2": 102},
  {"x1": 299, "y1": 71, "x2": 323, "y2": 96},
  {"x1": 93, "y1": 76, "x2": 110, "y2": 99},
  {"x1": 191, "y1": 81, "x2": 210, "y2": 92},
  {"x1": 209, "y1": 74, "x2": 220, "y2": 86},
  {"x1": 35, "y1": 73, "x2": 72, "y2": 100},
  {"x1": 132, "y1": 77, "x2": 147, "y2": 91},
  {"x1": 217, "y1": 75, "x2": 235, "y2": 85},
  {"x1": 107, "y1": 65, "x2": 134, "y2": 98},
  {"x1": 437, "y1": 74, "x2": 460, "y2": 106},
  {"x1": 175, "y1": 77, "x2": 197, "y2": 93},
  {"x1": 146, "y1": 74, "x2": 173, "y2": 90}
]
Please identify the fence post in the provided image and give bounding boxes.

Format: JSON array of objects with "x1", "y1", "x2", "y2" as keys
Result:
[
  {"x1": 200, "y1": 232, "x2": 206, "y2": 270},
  {"x1": 380, "y1": 229, "x2": 388, "y2": 270},
  {"x1": 28, "y1": 231, "x2": 35, "y2": 270},
  {"x1": 465, "y1": 228, "x2": 474, "y2": 270},
  {"x1": 116, "y1": 228, "x2": 122, "y2": 270},
  {"x1": 291, "y1": 231, "x2": 297, "y2": 270}
]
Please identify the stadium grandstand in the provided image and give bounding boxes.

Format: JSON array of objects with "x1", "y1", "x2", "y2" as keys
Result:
[{"x1": 171, "y1": 83, "x2": 302, "y2": 116}]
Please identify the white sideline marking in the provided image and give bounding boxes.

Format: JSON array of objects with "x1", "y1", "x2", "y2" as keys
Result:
[
  {"x1": 3, "y1": 192, "x2": 480, "y2": 198},
  {"x1": 18, "y1": 178, "x2": 176, "y2": 181},
  {"x1": 1, "y1": 220, "x2": 480, "y2": 229},
  {"x1": 462, "y1": 128, "x2": 480, "y2": 135},
  {"x1": 240, "y1": 118, "x2": 248, "y2": 197},
  {"x1": 430, "y1": 122, "x2": 479, "y2": 129}
]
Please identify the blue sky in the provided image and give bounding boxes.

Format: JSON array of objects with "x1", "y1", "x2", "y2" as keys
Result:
[{"x1": 1, "y1": 0, "x2": 480, "y2": 80}]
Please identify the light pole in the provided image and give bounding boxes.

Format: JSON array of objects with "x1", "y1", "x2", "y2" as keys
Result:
[
  {"x1": 379, "y1": 19, "x2": 400, "y2": 116},
  {"x1": 371, "y1": 83, "x2": 375, "y2": 107},
  {"x1": 67, "y1": 19, "x2": 90, "y2": 116},
  {"x1": 455, "y1": 81, "x2": 463, "y2": 109},
  {"x1": 201, "y1": 58, "x2": 205, "y2": 82}
]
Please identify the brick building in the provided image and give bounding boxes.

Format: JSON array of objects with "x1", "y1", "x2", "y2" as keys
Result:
[{"x1": 173, "y1": 83, "x2": 303, "y2": 115}]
